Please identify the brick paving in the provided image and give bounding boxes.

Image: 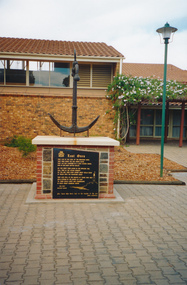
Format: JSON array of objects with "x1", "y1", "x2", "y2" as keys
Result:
[{"x1": 0, "y1": 143, "x2": 187, "y2": 284}]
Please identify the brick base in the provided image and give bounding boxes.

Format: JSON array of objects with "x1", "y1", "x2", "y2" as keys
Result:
[{"x1": 35, "y1": 143, "x2": 115, "y2": 199}]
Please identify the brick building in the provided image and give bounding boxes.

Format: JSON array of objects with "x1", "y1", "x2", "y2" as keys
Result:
[
  {"x1": 0, "y1": 37, "x2": 124, "y2": 141},
  {"x1": 0, "y1": 37, "x2": 186, "y2": 145}
]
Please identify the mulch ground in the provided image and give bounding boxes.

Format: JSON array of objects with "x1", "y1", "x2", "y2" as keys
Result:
[
  {"x1": 0, "y1": 145, "x2": 186, "y2": 182},
  {"x1": 114, "y1": 146, "x2": 186, "y2": 182}
]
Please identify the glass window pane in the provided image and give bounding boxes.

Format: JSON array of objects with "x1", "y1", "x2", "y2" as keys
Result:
[
  {"x1": 50, "y1": 62, "x2": 70, "y2": 87},
  {"x1": 129, "y1": 125, "x2": 136, "y2": 137},
  {"x1": 183, "y1": 127, "x2": 186, "y2": 138},
  {"x1": 140, "y1": 126, "x2": 153, "y2": 136},
  {"x1": 29, "y1": 61, "x2": 49, "y2": 86},
  {"x1": 173, "y1": 110, "x2": 187, "y2": 125},
  {"x1": 141, "y1": 109, "x2": 154, "y2": 125},
  {"x1": 172, "y1": 110, "x2": 187, "y2": 138},
  {"x1": 0, "y1": 60, "x2": 4, "y2": 85},
  {"x1": 10, "y1": 60, "x2": 26, "y2": 70},
  {"x1": 155, "y1": 127, "x2": 161, "y2": 136},
  {"x1": 173, "y1": 110, "x2": 181, "y2": 125},
  {"x1": 173, "y1": 126, "x2": 186, "y2": 138},
  {"x1": 156, "y1": 109, "x2": 162, "y2": 125},
  {"x1": 6, "y1": 60, "x2": 26, "y2": 85},
  {"x1": 172, "y1": 126, "x2": 180, "y2": 138}
]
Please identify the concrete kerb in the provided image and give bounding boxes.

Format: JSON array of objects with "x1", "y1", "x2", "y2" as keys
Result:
[
  {"x1": 114, "y1": 179, "x2": 186, "y2": 185},
  {"x1": 0, "y1": 179, "x2": 36, "y2": 184},
  {"x1": 1, "y1": 176, "x2": 186, "y2": 186}
]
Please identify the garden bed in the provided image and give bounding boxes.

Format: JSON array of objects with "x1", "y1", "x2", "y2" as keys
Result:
[{"x1": 0, "y1": 145, "x2": 186, "y2": 182}]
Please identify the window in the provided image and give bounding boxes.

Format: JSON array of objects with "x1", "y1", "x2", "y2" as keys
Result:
[
  {"x1": 130, "y1": 109, "x2": 161, "y2": 137},
  {"x1": 0, "y1": 60, "x2": 112, "y2": 88},
  {"x1": 130, "y1": 108, "x2": 187, "y2": 139},
  {"x1": 50, "y1": 62, "x2": 70, "y2": 87},
  {"x1": 78, "y1": 64, "x2": 90, "y2": 87},
  {"x1": 92, "y1": 65, "x2": 111, "y2": 87},
  {"x1": 6, "y1": 60, "x2": 26, "y2": 85},
  {"x1": 77, "y1": 64, "x2": 112, "y2": 88},
  {"x1": 29, "y1": 61, "x2": 49, "y2": 86},
  {"x1": 129, "y1": 125, "x2": 136, "y2": 137},
  {"x1": 29, "y1": 62, "x2": 70, "y2": 87},
  {"x1": 140, "y1": 109, "x2": 154, "y2": 136},
  {"x1": 155, "y1": 109, "x2": 162, "y2": 136},
  {"x1": 172, "y1": 110, "x2": 187, "y2": 138}
]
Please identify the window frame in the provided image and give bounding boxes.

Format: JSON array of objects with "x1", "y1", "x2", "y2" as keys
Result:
[{"x1": 130, "y1": 107, "x2": 187, "y2": 139}]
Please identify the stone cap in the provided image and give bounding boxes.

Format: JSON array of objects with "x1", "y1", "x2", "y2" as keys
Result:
[{"x1": 32, "y1": 136, "x2": 120, "y2": 146}]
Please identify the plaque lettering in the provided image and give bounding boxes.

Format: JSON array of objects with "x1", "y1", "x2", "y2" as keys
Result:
[{"x1": 53, "y1": 148, "x2": 99, "y2": 198}]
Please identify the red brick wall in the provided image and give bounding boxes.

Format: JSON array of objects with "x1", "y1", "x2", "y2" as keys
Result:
[
  {"x1": 0, "y1": 93, "x2": 115, "y2": 141},
  {"x1": 36, "y1": 146, "x2": 42, "y2": 196}
]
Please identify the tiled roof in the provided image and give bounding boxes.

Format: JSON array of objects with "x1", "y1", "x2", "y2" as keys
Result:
[
  {"x1": 0, "y1": 37, "x2": 124, "y2": 58},
  {"x1": 122, "y1": 63, "x2": 187, "y2": 83}
]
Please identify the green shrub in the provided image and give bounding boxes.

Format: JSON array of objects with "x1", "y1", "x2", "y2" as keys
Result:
[
  {"x1": 5, "y1": 136, "x2": 36, "y2": 157},
  {"x1": 5, "y1": 135, "x2": 20, "y2": 147}
]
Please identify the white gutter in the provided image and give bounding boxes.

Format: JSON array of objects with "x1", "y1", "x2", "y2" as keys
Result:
[{"x1": 0, "y1": 53, "x2": 124, "y2": 63}]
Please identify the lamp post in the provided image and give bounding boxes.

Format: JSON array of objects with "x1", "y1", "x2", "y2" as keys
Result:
[{"x1": 156, "y1": 22, "x2": 177, "y2": 177}]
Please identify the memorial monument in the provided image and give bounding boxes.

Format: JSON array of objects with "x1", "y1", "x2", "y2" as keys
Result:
[{"x1": 32, "y1": 50, "x2": 119, "y2": 199}]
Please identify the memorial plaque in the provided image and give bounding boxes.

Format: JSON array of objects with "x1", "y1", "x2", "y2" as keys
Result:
[{"x1": 53, "y1": 148, "x2": 99, "y2": 199}]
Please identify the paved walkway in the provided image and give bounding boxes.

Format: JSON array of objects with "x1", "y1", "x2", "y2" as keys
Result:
[{"x1": 0, "y1": 142, "x2": 187, "y2": 285}]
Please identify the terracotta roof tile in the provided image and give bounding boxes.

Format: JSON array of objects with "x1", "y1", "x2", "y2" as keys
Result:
[
  {"x1": 122, "y1": 63, "x2": 187, "y2": 83},
  {"x1": 0, "y1": 37, "x2": 124, "y2": 58}
]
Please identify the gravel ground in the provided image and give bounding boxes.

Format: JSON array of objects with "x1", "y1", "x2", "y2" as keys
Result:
[{"x1": 0, "y1": 145, "x2": 186, "y2": 182}]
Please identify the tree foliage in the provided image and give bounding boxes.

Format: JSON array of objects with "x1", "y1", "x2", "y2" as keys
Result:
[
  {"x1": 106, "y1": 74, "x2": 187, "y2": 141},
  {"x1": 107, "y1": 74, "x2": 187, "y2": 107}
]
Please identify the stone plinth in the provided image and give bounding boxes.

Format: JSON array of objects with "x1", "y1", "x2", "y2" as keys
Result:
[{"x1": 32, "y1": 136, "x2": 119, "y2": 199}]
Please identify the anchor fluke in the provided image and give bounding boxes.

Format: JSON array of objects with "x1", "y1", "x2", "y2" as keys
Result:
[{"x1": 48, "y1": 113, "x2": 99, "y2": 134}]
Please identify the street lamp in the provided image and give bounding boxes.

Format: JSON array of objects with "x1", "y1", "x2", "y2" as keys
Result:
[{"x1": 156, "y1": 22, "x2": 177, "y2": 177}]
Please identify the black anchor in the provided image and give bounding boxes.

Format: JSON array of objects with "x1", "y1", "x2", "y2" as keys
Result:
[{"x1": 48, "y1": 50, "x2": 99, "y2": 136}]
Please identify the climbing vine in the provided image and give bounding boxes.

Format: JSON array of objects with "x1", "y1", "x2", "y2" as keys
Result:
[{"x1": 106, "y1": 74, "x2": 187, "y2": 142}]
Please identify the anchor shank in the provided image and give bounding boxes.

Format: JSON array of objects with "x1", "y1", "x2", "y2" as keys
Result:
[{"x1": 72, "y1": 79, "x2": 78, "y2": 129}]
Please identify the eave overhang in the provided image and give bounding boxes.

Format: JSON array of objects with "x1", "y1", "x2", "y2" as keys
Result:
[{"x1": 0, "y1": 52, "x2": 124, "y2": 63}]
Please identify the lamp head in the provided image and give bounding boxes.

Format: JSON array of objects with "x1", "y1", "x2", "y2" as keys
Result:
[{"x1": 156, "y1": 22, "x2": 177, "y2": 43}]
